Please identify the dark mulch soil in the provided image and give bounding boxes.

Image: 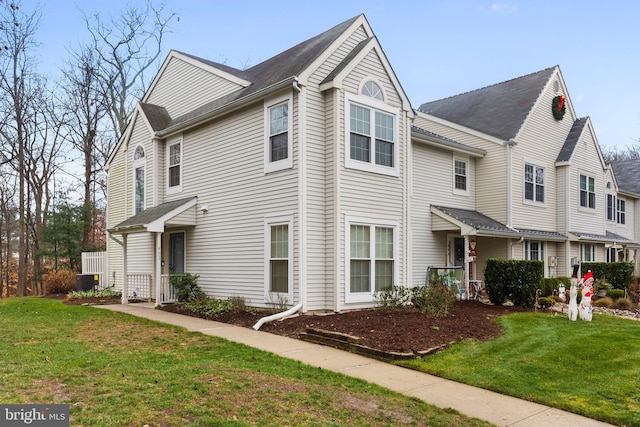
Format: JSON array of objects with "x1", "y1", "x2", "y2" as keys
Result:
[
  {"x1": 53, "y1": 293, "x2": 530, "y2": 354},
  {"x1": 160, "y1": 300, "x2": 529, "y2": 354}
]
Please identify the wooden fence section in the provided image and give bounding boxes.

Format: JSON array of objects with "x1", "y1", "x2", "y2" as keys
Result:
[{"x1": 81, "y1": 251, "x2": 108, "y2": 289}]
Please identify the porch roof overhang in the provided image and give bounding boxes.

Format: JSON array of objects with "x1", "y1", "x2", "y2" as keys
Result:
[
  {"x1": 431, "y1": 205, "x2": 567, "y2": 241},
  {"x1": 109, "y1": 196, "x2": 198, "y2": 234},
  {"x1": 569, "y1": 230, "x2": 640, "y2": 247}
]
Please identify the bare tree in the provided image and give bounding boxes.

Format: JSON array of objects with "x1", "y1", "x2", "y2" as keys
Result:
[
  {"x1": 81, "y1": 0, "x2": 176, "y2": 140},
  {"x1": 58, "y1": 45, "x2": 108, "y2": 249},
  {"x1": 602, "y1": 142, "x2": 640, "y2": 164},
  {"x1": 0, "y1": 0, "x2": 42, "y2": 296}
]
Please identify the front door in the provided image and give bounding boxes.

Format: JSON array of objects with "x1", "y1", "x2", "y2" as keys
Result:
[
  {"x1": 453, "y1": 237, "x2": 465, "y2": 267},
  {"x1": 168, "y1": 232, "x2": 185, "y2": 274}
]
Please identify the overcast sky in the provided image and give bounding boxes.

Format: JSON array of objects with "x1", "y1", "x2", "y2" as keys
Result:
[{"x1": 39, "y1": 0, "x2": 640, "y2": 151}]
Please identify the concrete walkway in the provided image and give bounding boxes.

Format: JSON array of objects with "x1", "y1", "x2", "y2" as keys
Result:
[{"x1": 97, "y1": 303, "x2": 613, "y2": 427}]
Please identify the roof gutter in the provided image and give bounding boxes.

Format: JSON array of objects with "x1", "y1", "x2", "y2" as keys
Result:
[
  {"x1": 156, "y1": 77, "x2": 298, "y2": 138},
  {"x1": 411, "y1": 131, "x2": 486, "y2": 158}
]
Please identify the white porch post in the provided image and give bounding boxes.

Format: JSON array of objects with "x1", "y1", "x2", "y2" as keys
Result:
[
  {"x1": 121, "y1": 233, "x2": 128, "y2": 304},
  {"x1": 154, "y1": 232, "x2": 162, "y2": 306},
  {"x1": 464, "y1": 235, "x2": 470, "y2": 299}
]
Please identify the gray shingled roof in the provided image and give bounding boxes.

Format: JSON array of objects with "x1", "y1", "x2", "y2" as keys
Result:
[
  {"x1": 412, "y1": 126, "x2": 486, "y2": 156},
  {"x1": 433, "y1": 205, "x2": 567, "y2": 240},
  {"x1": 556, "y1": 117, "x2": 588, "y2": 163},
  {"x1": 156, "y1": 15, "x2": 362, "y2": 136},
  {"x1": 139, "y1": 103, "x2": 172, "y2": 131},
  {"x1": 570, "y1": 230, "x2": 638, "y2": 245},
  {"x1": 610, "y1": 159, "x2": 640, "y2": 196},
  {"x1": 110, "y1": 197, "x2": 196, "y2": 232},
  {"x1": 418, "y1": 67, "x2": 557, "y2": 141}
]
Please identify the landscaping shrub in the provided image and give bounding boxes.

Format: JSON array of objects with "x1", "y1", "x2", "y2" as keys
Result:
[
  {"x1": 593, "y1": 297, "x2": 612, "y2": 308},
  {"x1": 581, "y1": 262, "x2": 634, "y2": 290},
  {"x1": 375, "y1": 285, "x2": 411, "y2": 309},
  {"x1": 537, "y1": 296, "x2": 555, "y2": 308},
  {"x1": 169, "y1": 273, "x2": 204, "y2": 302},
  {"x1": 484, "y1": 259, "x2": 543, "y2": 308},
  {"x1": 607, "y1": 289, "x2": 625, "y2": 300},
  {"x1": 43, "y1": 269, "x2": 77, "y2": 294},
  {"x1": 628, "y1": 278, "x2": 639, "y2": 304},
  {"x1": 539, "y1": 278, "x2": 560, "y2": 297},
  {"x1": 411, "y1": 283, "x2": 455, "y2": 317},
  {"x1": 611, "y1": 298, "x2": 633, "y2": 311},
  {"x1": 182, "y1": 296, "x2": 234, "y2": 316}
]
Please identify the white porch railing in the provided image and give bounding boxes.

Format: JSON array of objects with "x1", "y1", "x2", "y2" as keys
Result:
[
  {"x1": 126, "y1": 273, "x2": 153, "y2": 300},
  {"x1": 160, "y1": 274, "x2": 178, "y2": 304}
]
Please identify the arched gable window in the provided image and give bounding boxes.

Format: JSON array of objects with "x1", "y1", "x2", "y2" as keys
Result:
[
  {"x1": 361, "y1": 80, "x2": 384, "y2": 101},
  {"x1": 133, "y1": 146, "x2": 145, "y2": 214}
]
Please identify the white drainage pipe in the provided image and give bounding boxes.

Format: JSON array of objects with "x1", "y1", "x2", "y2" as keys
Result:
[{"x1": 252, "y1": 303, "x2": 302, "y2": 330}]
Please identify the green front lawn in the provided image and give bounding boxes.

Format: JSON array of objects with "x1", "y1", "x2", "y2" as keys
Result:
[
  {"x1": 399, "y1": 312, "x2": 640, "y2": 426},
  {"x1": 0, "y1": 297, "x2": 491, "y2": 427}
]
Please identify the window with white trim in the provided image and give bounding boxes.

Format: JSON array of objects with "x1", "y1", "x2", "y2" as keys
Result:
[
  {"x1": 525, "y1": 241, "x2": 544, "y2": 261},
  {"x1": 606, "y1": 194, "x2": 616, "y2": 221},
  {"x1": 524, "y1": 163, "x2": 544, "y2": 203},
  {"x1": 581, "y1": 243, "x2": 595, "y2": 262},
  {"x1": 617, "y1": 198, "x2": 626, "y2": 224},
  {"x1": 345, "y1": 92, "x2": 399, "y2": 176},
  {"x1": 454, "y1": 158, "x2": 467, "y2": 192},
  {"x1": 166, "y1": 136, "x2": 182, "y2": 193},
  {"x1": 264, "y1": 95, "x2": 293, "y2": 173},
  {"x1": 579, "y1": 174, "x2": 595, "y2": 209},
  {"x1": 133, "y1": 146, "x2": 145, "y2": 215},
  {"x1": 264, "y1": 215, "x2": 293, "y2": 299},
  {"x1": 345, "y1": 216, "x2": 397, "y2": 303}
]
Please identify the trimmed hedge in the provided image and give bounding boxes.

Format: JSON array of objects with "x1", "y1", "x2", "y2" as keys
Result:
[
  {"x1": 484, "y1": 259, "x2": 543, "y2": 308},
  {"x1": 581, "y1": 262, "x2": 634, "y2": 290}
]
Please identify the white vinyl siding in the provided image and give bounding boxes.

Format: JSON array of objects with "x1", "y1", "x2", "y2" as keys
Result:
[{"x1": 146, "y1": 56, "x2": 246, "y2": 119}]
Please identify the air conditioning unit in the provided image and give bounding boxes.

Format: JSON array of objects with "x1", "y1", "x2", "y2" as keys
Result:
[{"x1": 548, "y1": 256, "x2": 557, "y2": 267}]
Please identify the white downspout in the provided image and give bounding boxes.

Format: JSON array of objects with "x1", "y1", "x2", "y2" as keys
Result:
[
  {"x1": 506, "y1": 138, "x2": 518, "y2": 259},
  {"x1": 293, "y1": 78, "x2": 307, "y2": 313},
  {"x1": 253, "y1": 303, "x2": 302, "y2": 330}
]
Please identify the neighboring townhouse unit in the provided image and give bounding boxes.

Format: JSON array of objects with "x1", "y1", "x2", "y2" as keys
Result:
[
  {"x1": 106, "y1": 14, "x2": 638, "y2": 312},
  {"x1": 106, "y1": 14, "x2": 413, "y2": 312},
  {"x1": 415, "y1": 66, "x2": 639, "y2": 283}
]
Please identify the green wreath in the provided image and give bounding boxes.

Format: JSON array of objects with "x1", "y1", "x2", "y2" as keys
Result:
[{"x1": 552, "y1": 95, "x2": 566, "y2": 121}]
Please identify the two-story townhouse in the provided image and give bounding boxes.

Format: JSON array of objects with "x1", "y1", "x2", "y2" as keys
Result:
[
  {"x1": 106, "y1": 14, "x2": 413, "y2": 312},
  {"x1": 415, "y1": 66, "x2": 638, "y2": 280},
  {"x1": 609, "y1": 159, "x2": 640, "y2": 268}
]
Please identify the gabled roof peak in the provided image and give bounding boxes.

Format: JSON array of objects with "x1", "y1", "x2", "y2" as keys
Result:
[{"x1": 418, "y1": 66, "x2": 558, "y2": 141}]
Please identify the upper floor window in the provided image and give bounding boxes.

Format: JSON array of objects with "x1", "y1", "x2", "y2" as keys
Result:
[
  {"x1": 133, "y1": 146, "x2": 145, "y2": 214},
  {"x1": 167, "y1": 136, "x2": 182, "y2": 193},
  {"x1": 454, "y1": 159, "x2": 467, "y2": 192},
  {"x1": 579, "y1": 174, "x2": 595, "y2": 209},
  {"x1": 345, "y1": 92, "x2": 399, "y2": 177},
  {"x1": 264, "y1": 95, "x2": 293, "y2": 173},
  {"x1": 525, "y1": 240, "x2": 544, "y2": 261},
  {"x1": 617, "y1": 198, "x2": 626, "y2": 224},
  {"x1": 524, "y1": 164, "x2": 544, "y2": 203},
  {"x1": 606, "y1": 194, "x2": 616, "y2": 221},
  {"x1": 361, "y1": 80, "x2": 384, "y2": 101}
]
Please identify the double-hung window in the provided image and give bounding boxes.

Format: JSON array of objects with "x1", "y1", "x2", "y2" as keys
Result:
[
  {"x1": 606, "y1": 194, "x2": 616, "y2": 221},
  {"x1": 133, "y1": 146, "x2": 145, "y2": 215},
  {"x1": 264, "y1": 215, "x2": 293, "y2": 300},
  {"x1": 581, "y1": 244, "x2": 595, "y2": 262},
  {"x1": 454, "y1": 159, "x2": 467, "y2": 192},
  {"x1": 617, "y1": 198, "x2": 626, "y2": 224},
  {"x1": 345, "y1": 91, "x2": 399, "y2": 176},
  {"x1": 524, "y1": 163, "x2": 544, "y2": 202},
  {"x1": 167, "y1": 136, "x2": 182, "y2": 193},
  {"x1": 579, "y1": 174, "x2": 595, "y2": 209},
  {"x1": 346, "y1": 216, "x2": 397, "y2": 303},
  {"x1": 525, "y1": 241, "x2": 544, "y2": 261},
  {"x1": 264, "y1": 95, "x2": 293, "y2": 173}
]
